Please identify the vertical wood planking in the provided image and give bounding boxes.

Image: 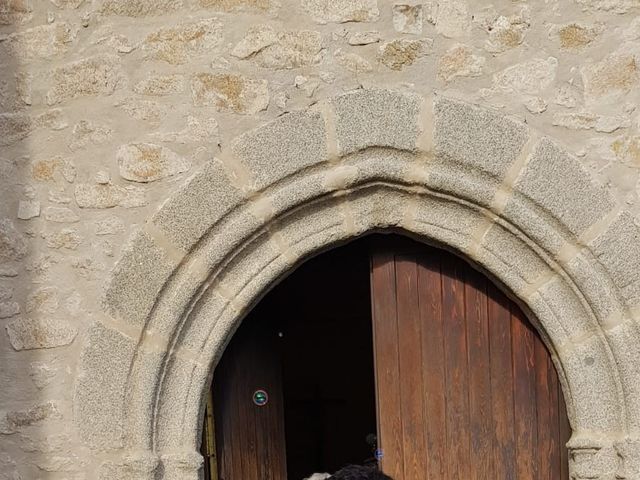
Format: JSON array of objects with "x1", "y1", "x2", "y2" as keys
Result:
[
  {"x1": 535, "y1": 338, "x2": 553, "y2": 480},
  {"x1": 465, "y1": 269, "x2": 492, "y2": 480},
  {"x1": 441, "y1": 257, "x2": 471, "y2": 480},
  {"x1": 395, "y1": 256, "x2": 428, "y2": 480},
  {"x1": 417, "y1": 254, "x2": 447, "y2": 480},
  {"x1": 488, "y1": 285, "x2": 516, "y2": 480},
  {"x1": 370, "y1": 252, "x2": 404, "y2": 480},
  {"x1": 559, "y1": 391, "x2": 571, "y2": 480},
  {"x1": 512, "y1": 307, "x2": 538, "y2": 480}
]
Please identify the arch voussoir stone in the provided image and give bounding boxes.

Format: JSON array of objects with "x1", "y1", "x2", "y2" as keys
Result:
[{"x1": 76, "y1": 88, "x2": 640, "y2": 480}]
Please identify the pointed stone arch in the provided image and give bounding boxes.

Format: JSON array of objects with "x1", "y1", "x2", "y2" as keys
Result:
[{"x1": 75, "y1": 89, "x2": 640, "y2": 480}]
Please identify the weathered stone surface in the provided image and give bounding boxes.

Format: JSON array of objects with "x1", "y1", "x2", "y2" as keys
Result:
[
  {"x1": 191, "y1": 73, "x2": 269, "y2": 114},
  {"x1": 117, "y1": 97, "x2": 167, "y2": 123},
  {"x1": 591, "y1": 213, "x2": 640, "y2": 304},
  {"x1": 0, "y1": 285, "x2": 12, "y2": 301},
  {"x1": 438, "y1": 44, "x2": 485, "y2": 82},
  {"x1": 0, "y1": 402, "x2": 61, "y2": 434},
  {"x1": 0, "y1": 23, "x2": 76, "y2": 61},
  {"x1": 117, "y1": 143, "x2": 190, "y2": 183},
  {"x1": 29, "y1": 361, "x2": 58, "y2": 389},
  {"x1": 75, "y1": 322, "x2": 136, "y2": 448},
  {"x1": 142, "y1": 18, "x2": 223, "y2": 65},
  {"x1": 44, "y1": 206, "x2": 79, "y2": 223},
  {"x1": 51, "y1": 0, "x2": 85, "y2": 7},
  {"x1": 99, "y1": 0, "x2": 183, "y2": 16},
  {"x1": 510, "y1": 138, "x2": 614, "y2": 236},
  {"x1": 17, "y1": 200, "x2": 40, "y2": 220},
  {"x1": 26, "y1": 286, "x2": 59, "y2": 314},
  {"x1": 0, "y1": 219, "x2": 27, "y2": 261},
  {"x1": 69, "y1": 120, "x2": 112, "y2": 151},
  {"x1": 379, "y1": 38, "x2": 432, "y2": 70},
  {"x1": 553, "y1": 112, "x2": 629, "y2": 132},
  {"x1": 434, "y1": 96, "x2": 529, "y2": 179},
  {"x1": 493, "y1": 57, "x2": 558, "y2": 96},
  {"x1": 0, "y1": 113, "x2": 32, "y2": 146},
  {"x1": 333, "y1": 48, "x2": 372, "y2": 73},
  {"x1": 30, "y1": 156, "x2": 75, "y2": 183},
  {"x1": 0, "y1": 266, "x2": 18, "y2": 277},
  {"x1": 75, "y1": 183, "x2": 147, "y2": 209},
  {"x1": 332, "y1": 89, "x2": 421, "y2": 155},
  {"x1": 393, "y1": 4, "x2": 423, "y2": 34},
  {"x1": 232, "y1": 27, "x2": 323, "y2": 69},
  {"x1": 103, "y1": 230, "x2": 178, "y2": 325},
  {"x1": 6, "y1": 317, "x2": 77, "y2": 350},
  {"x1": 42, "y1": 228, "x2": 82, "y2": 250},
  {"x1": 0, "y1": 301, "x2": 19, "y2": 319},
  {"x1": 434, "y1": 0, "x2": 471, "y2": 38},
  {"x1": 582, "y1": 53, "x2": 638, "y2": 102},
  {"x1": 524, "y1": 96, "x2": 547, "y2": 114},
  {"x1": 484, "y1": 14, "x2": 528, "y2": 53},
  {"x1": 347, "y1": 30, "x2": 380, "y2": 45},
  {"x1": 0, "y1": 0, "x2": 32, "y2": 25},
  {"x1": 150, "y1": 116, "x2": 219, "y2": 144},
  {"x1": 199, "y1": 0, "x2": 273, "y2": 10},
  {"x1": 574, "y1": 0, "x2": 639, "y2": 13},
  {"x1": 98, "y1": 452, "x2": 159, "y2": 480},
  {"x1": 94, "y1": 216, "x2": 125, "y2": 236},
  {"x1": 232, "y1": 110, "x2": 327, "y2": 190},
  {"x1": 302, "y1": 0, "x2": 379, "y2": 23},
  {"x1": 133, "y1": 74, "x2": 185, "y2": 96},
  {"x1": 552, "y1": 22, "x2": 602, "y2": 50},
  {"x1": 152, "y1": 160, "x2": 244, "y2": 251},
  {"x1": 46, "y1": 54, "x2": 125, "y2": 105}
]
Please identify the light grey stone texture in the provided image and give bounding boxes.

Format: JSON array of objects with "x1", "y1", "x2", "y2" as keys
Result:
[
  {"x1": 181, "y1": 288, "x2": 232, "y2": 353},
  {"x1": 331, "y1": 89, "x2": 421, "y2": 155},
  {"x1": 616, "y1": 437, "x2": 640, "y2": 479},
  {"x1": 412, "y1": 195, "x2": 483, "y2": 254},
  {"x1": 509, "y1": 138, "x2": 614, "y2": 237},
  {"x1": 568, "y1": 437, "x2": 618, "y2": 480},
  {"x1": 152, "y1": 160, "x2": 244, "y2": 252},
  {"x1": 433, "y1": 96, "x2": 529, "y2": 180},
  {"x1": 566, "y1": 250, "x2": 622, "y2": 322},
  {"x1": 426, "y1": 161, "x2": 501, "y2": 208},
  {"x1": 562, "y1": 335, "x2": 622, "y2": 431},
  {"x1": 342, "y1": 148, "x2": 416, "y2": 187},
  {"x1": 277, "y1": 199, "x2": 348, "y2": 256},
  {"x1": 6, "y1": 316, "x2": 77, "y2": 350},
  {"x1": 160, "y1": 450, "x2": 203, "y2": 480},
  {"x1": 103, "y1": 229, "x2": 179, "y2": 326},
  {"x1": 476, "y1": 223, "x2": 552, "y2": 297},
  {"x1": 590, "y1": 212, "x2": 640, "y2": 306},
  {"x1": 605, "y1": 320, "x2": 640, "y2": 430},
  {"x1": 349, "y1": 187, "x2": 414, "y2": 233},
  {"x1": 270, "y1": 170, "x2": 326, "y2": 215},
  {"x1": 534, "y1": 275, "x2": 596, "y2": 343},
  {"x1": 231, "y1": 110, "x2": 328, "y2": 191},
  {"x1": 99, "y1": 452, "x2": 159, "y2": 480},
  {"x1": 126, "y1": 350, "x2": 164, "y2": 449},
  {"x1": 75, "y1": 322, "x2": 136, "y2": 449}
]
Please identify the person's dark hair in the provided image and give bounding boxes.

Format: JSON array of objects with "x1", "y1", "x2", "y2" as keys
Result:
[{"x1": 330, "y1": 465, "x2": 393, "y2": 480}]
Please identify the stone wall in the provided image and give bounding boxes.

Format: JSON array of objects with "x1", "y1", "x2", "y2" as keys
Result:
[{"x1": 1, "y1": 0, "x2": 640, "y2": 479}]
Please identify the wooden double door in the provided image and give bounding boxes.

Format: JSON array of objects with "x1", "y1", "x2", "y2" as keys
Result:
[{"x1": 202, "y1": 236, "x2": 570, "y2": 480}]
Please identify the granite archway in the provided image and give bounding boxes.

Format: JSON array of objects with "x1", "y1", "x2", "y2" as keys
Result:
[{"x1": 76, "y1": 89, "x2": 640, "y2": 479}]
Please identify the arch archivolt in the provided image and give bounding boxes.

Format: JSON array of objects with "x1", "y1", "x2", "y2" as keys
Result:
[{"x1": 76, "y1": 89, "x2": 640, "y2": 480}]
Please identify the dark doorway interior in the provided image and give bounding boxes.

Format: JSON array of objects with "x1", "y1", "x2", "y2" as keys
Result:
[{"x1": 210, "y1": 239, "x2": 378, "y2": 480}]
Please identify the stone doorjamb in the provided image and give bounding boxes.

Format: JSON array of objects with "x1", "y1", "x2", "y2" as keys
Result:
[{"x1": 76, "y1": 89, "x2": 640, "y2": 480}]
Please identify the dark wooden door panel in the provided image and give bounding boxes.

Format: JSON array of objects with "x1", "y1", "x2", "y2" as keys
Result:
[{"x1": 370, "y1": 237, "x2": 570, "y2": 480}]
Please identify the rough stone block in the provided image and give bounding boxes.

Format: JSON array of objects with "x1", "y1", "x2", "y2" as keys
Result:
[
  {"x1": 343, "y1": 149, "x2": 415, "y2": 187},
  {"x1": 590, "y1": 212, "x2": 640, "y2": 306},
  {"x1": 348, "y1": 187, "x2": 413, "y2": 233},
  {"x1": 434, "y1": 96, "x2": 529, "y2": 179},
  {"x1": 75, "y1": 322, "x2": 136, "y2": 449},
  {"x1": 152, "y1": 159, "x2": 244, "y2": 253},
  {"x1": 231, "y1": 110, "x2": 328, "y2": 191},
  {"x1": 412, "y1": 195, "x2": 483, "y2": 253},
  {"x1": 103, "y1": 229, "x2": 178, "y2": 326},
  {"x1": 562, "y1": 336, "x2": 622, "y2": 431},
  {"x1": 99, "y1": 452, "x2": 159, "y2": 480},
  {"x1": 126, "y1": 350, "x2": 164, "y2": 448},
  {"x1": 6, "y1": 317, "x2": 77, "y2": 350},
  {"x1": 426, "y1": 162, "x2": 500, "y2": 208},
  {"x1": 270, "y1": 171, "x2": 326, "y2": 215},
  {"x1": 160, "y1": 450, "x2": 203, "y2": 480},
  {"x1": 181, "y1": 288, "x2": 231, "y2": 352},
  {"x1": 510, "y1": 138, "x2": 614, "y2": 237},
  {"x1": 476, "y1": 223, "x2": 552, "y2": 297},
  {"x1": 332, "y1": 89, "x2": 421, "y2": 155}
]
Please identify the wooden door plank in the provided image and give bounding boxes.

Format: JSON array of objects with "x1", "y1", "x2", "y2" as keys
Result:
[
  {"x1": 512, "y1": 308, "x2": 537, "y2": 480},
  {"x1": 464, "y1": 269, "x2": 492, "y2": 480},
  {"x1": 488, "y1": 286, "x2": 516, "y2": 480},
  {"x1": 395, "y1": 256, "x2": 428, "y2": 480},
  {"x1": 535, "y1": 337, "x2": 554, "y2": 480},
  {"x1": 441, "y1": 257, "x2": 470, "y2": 480},
  {"x1": 559, "y1": 390, "x2": 571, "y2": 480},
  {"x1": 370, "y1": 252, "x2": 404, "y2": 480},
  {"x1": 417, "y1": 254, "x2": 447, "y2": 480}
]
